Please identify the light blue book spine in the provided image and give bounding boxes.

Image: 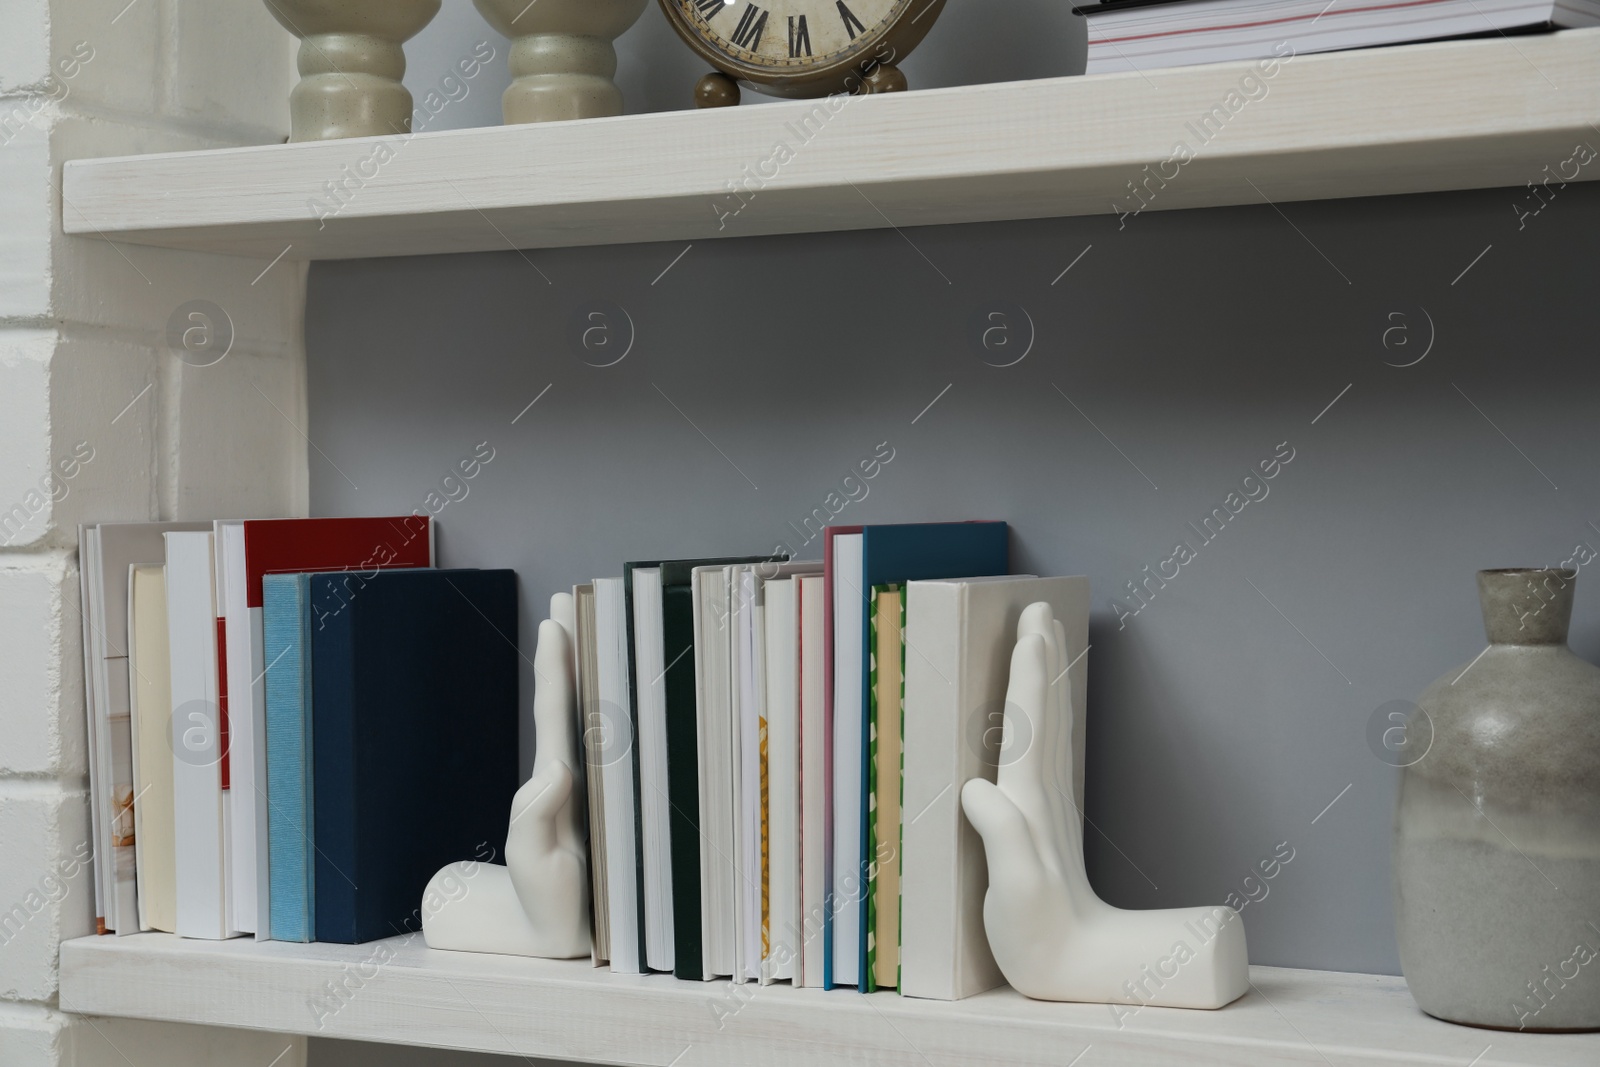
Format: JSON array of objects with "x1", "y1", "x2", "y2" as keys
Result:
[{"x1": 263, "y1": 573, "x2": 314, "y2": 942}]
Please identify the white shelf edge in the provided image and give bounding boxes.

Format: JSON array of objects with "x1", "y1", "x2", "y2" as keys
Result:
[
  {"x1": 60, "y1": 31, "x2": 1600, "y2": 261},
  {"x1": 58, "y1": 933, "x2": 1598, "y2": 1065}
]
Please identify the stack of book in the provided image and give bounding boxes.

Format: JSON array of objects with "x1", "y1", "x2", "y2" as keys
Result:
[
  {"x1": 582, "y1": 522, "x2": 1091, "y2": 999},
  {"x1": 80, "y1": 517, "x2": 518, "y2": 945},
  {"x1": 1075, "y1": 0, "x2": 1600, "y2": 74}
]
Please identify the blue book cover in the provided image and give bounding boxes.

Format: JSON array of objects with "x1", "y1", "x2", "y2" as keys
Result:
[
  {"x1": 856, "y1": 522, "x2": 1008, "y2": 987},
  {"x1": 310, "y1": 568, "x2": 519, "y2": 945},
  {"x1": 263, "y1": 573, "x2": 315, "y2": 942}
]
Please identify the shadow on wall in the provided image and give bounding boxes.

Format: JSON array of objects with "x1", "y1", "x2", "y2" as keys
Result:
[{"x1": 309, "y1": 1038, "x2": 575, "y2": 1067}]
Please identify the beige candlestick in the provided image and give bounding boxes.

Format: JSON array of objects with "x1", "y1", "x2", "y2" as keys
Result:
[
  {"x1": 473, "y1": 0, "x2": 646, "y2": 123},
  {"x1": 264, "y1": 0, "x2": 441, "y2": 141}
]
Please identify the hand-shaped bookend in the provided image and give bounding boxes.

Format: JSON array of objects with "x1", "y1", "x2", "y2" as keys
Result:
[
  {"x1": 422, "y1": 594, "x2": 589, "y2": 958},
  {"x1": 960, "y1": 603, "x2": 1248, "y2": 1008}
]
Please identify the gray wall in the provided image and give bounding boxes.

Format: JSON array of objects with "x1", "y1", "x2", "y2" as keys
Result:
[{"x1": 305, "y1": 5, "x2": 1600, "y2": 1066}]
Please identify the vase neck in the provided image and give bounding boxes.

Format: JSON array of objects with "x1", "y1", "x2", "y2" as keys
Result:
[{"x1": 1478, "y1": 568, "x2": 1575, "y2": 645}]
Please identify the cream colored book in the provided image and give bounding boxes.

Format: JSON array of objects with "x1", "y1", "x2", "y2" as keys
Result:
[
  {"x1": 900, "y1": 575, "x2": 1089, "y2": 1001},
  {"x1": 128, "y1": 564, "x2": 176, "y2": 933}
]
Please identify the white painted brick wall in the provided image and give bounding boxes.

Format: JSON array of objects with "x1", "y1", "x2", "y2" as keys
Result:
[
  {"x1": 0, "y1": 786, "x2": 94, "y2": 1002},
  {"x1": 0, "y1": 555, "x2": 85, "y2": 778},
  {"x1": 1, "y1": 2, "x2": 308, "y2": 1064}
]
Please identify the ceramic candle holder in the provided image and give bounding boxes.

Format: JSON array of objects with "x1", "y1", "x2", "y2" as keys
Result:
[
  {"x1": 473, "y1": 0, "x2": 647, "y2": 124},
  {"x1": 264, "y1": 0, "x2": 441, "y2": 141}
]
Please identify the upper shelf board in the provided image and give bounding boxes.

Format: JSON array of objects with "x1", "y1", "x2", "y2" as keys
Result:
[
  {"x1": 58, "y1": 932, "x2": 1600, "y2": 1065},
  {"x1": 61, "y1": 30, "x2": 1600, "y2": 261}
]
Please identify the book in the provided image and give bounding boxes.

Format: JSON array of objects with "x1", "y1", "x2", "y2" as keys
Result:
[
  {"x1": 732, "y1": 565, "x2": 761, "y2": 983},
  {"x1": 574, "y1": 583, "x2": 609, "y2": 966},
  {"x1": 82, "y1": 520, "x2": 210, "y2": 934},
  {"x1": 660, "y1": 571, "x2": 704, "y2": 980},
  {"x1": 78, "y1": 526, "x2": 104, "y2": 930},
  {"x1": 1074, "y1": 0, "x2": 1600, "y2": 74},
  {"x1": 738, "y1": 562, "x2": 821, "y2": 984},
  {"x1": 231, "y1": 516, "x2": 433, "y2": 940},
  {"x1": 729, "y1": 560, "x2": 822, "y2": 983},
  {"x1": 594, "y1": 576, "x2": 642, "y2": 973},
  {"x1": 262, "y1": 573, "x2": 315, "y2": 943},
  {"x1": 823, "y1": 526, "x2": 863, "y2": 988},
  {"x1": 127, "y1": 564, "x2": 176, "y2": 933},
  {"x1": 762, "y1": 576, "x2": 800, "y2": 985},
  {"x1": 692, "y1": 564, "x2": 737, "y2": 978},
  {"x1": 657, "y1": 555, "x2": 778, "y2": 981},
  {"x1": 867, "y1": 584, "x2": 904, "y2": 992},
  {"x1": 899, "y1": 575, "x2": 1089, "y2": 1001},
  {"x1": 309, "y1": 568, "x2": 517, "y2": 944},
  {"x1": 165, "y1": 529, "x2": 236, "y2": 941},
  {"x1": 848, "y1": 522, "x2": 1009, "y2": 987},
  {"x1": 626, "y1": 564, "x2": 673, "y2": 972},
  {"x1": 797, "y1": 574, "x2": 828, "y2": 987},
  {"x1": 216, "y1": 521, "x2": 252, "y2": 933}
]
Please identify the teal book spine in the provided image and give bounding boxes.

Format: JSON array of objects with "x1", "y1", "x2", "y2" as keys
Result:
[{"x1": 264, "y1": 572, "x2": 314, "y2": 942}]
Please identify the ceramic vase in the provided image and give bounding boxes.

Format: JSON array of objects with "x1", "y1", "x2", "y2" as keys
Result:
[
  {"x1": 473, "y1": 0, "x2": 647, "y2": 124},
  {"x1": 1394, "y1": 568, "x2": 1600, "y2": 1031},
  {"x1": 264, "y1": 0, "x2": 442, "y2": 142}
]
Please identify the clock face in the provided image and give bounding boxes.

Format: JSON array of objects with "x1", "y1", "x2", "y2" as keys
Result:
[{"x1": 676, "y1": 0, "x2": 908, "y2": 72}]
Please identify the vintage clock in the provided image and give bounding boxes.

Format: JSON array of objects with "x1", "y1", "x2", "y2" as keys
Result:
[{"x1": 659, "y1": 0, "x2": 947, "y2": 106}]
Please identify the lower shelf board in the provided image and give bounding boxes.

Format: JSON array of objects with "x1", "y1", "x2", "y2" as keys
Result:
[{"x1": 59, "y1": 933, "x2": 1592, "y2": 1065}]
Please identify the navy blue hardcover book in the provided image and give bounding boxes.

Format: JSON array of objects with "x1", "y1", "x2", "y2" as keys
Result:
[
  {"x1": 855, "y1": 522, "x2": 1008, "y2": 987},
  {"x1": 310, "y1": 567, "x2": 519, "y2": 945}
]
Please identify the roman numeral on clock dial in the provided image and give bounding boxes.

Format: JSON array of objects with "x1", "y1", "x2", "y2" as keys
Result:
[
  {"x1": 684, "y1": 0, "x2": 898, "y2": 67},
  {"x1": 731, "y1": 4, "x2": 770, "y2": 50},
  {"x1": 788, "y1": 15, "x2": 812, "y2": 57},
  {"x1": 836, "y1": 0, "x2": 866, "y2": 39}
]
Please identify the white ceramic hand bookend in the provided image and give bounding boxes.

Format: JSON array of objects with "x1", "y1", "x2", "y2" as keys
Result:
[
  {"x1": 960, "y1": 603, "x2": 1248, "y2": 1010},
  {"x1": 422, "y1": 594, "x2": 589, "y2": 958}
]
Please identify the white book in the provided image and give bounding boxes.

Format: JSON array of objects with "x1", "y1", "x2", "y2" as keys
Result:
[
  {"x1": 830, "y1": 532, "x2": 864, "y2": 987},
  {"x1": 763, "y1": 576, "x2": 800, "y2": 984},
  {"x1": 797, "y1": 574, "x2": 827, "y2": 987},
  {"x1": 215, "y1": 521, "x2": 258, "y2": 936},
  {"x1": 594, "y1": 577, "x2": 642, "y2": 974},
  {"x1": 128, "y1": 564, "x2": 177, "y2": 933},
  {"x1": 85, "y1": 521, "x2": 211, "y2": 934},
  {"x1": 692, "y1": 564, "x2": 736, "y2": 978},
  {"x1": 630, "y1": 567, "x2": 674, "y2": 973},
  {"x1": 125, "y1": 564, "x2": 146, "y2": 932},
  {"x1": 1081, "y1": 0, "x2": 1600, "y2": 74},
  {"x1": 899, "y1": 575, "x2": 1088, "y2": 1001},
  {"x1": 85, "y1": 529, "x2": 129, "y2": 934},
  {"x1": 78, "y1": 525, "x2": 106, "y2": 929},
  {"x1": 166, "y1": 530, "x2": 237, "y2": 940},
  {"x1": 731, "y1": 565, "x2": 762, "y2": 983}
]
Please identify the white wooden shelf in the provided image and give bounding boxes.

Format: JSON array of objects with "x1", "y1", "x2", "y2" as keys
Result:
[
  {"x1": 60, "y1": 933, "x2": 1597, "y2": 1064},
  {"x1": 62, "y1": 31, "x2": 1600, "y2": 260}
]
